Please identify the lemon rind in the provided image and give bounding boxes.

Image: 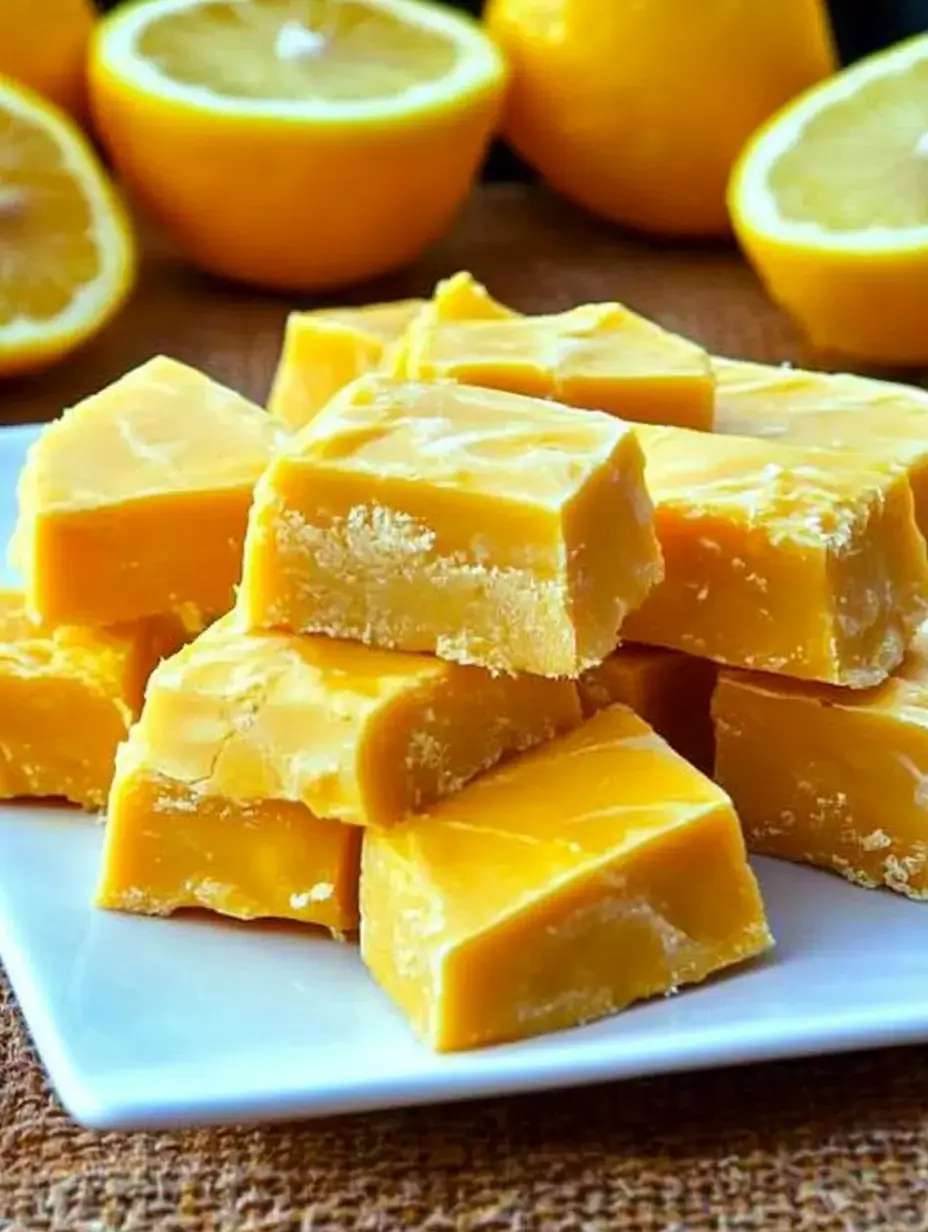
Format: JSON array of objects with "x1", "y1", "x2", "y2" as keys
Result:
[
  {"x1": 93, "y1": 0, "x2": 508, "y2": 126},
  {"x1": 730, "y1": 31, "x2": 928, "y2": 254},
  {"x1": 0, "y1": 79, "x2": 135, "y2": 362}
]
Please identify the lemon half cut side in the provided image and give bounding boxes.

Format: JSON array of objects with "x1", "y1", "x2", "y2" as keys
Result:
[
  {"x1": 0, "y1": 78, "x2": 135, "y2": 377},
  {"x1": 90, "y1": 0, "x2": 508, "y2": 292},
  {"x1": 730, "y1": 33, "x2": 928, "y2": 364}
]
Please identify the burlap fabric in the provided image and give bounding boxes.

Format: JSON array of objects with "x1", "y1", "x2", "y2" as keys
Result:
[
  {"x1": 3, "y1": 186, "x2": 927, "y2": 1230},
  {"x1": 4, "y1": 973, "x2": 928, "y2": 1230}
]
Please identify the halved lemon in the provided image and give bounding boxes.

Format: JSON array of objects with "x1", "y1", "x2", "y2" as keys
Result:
[
  {"x1": 730, "y1": 33, "x2": 928, "y2": 365},
  {"x1": 89, "y1": 0, "x2": 508, "y2": 293},
  {"x1": 0, "y1": 78, "x2": 135, "y2": 377}
]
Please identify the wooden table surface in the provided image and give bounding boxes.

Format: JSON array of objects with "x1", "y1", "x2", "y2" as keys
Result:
[{"x1": 1, "y1": 183, "x2": 819, "y2": 426}]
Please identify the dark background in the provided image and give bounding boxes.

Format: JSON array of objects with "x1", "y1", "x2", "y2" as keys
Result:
[
  {"x1": 94, "y1": 0, "x2": 928, "y2": 181},
  {"x1": 830, "y1": 0, "x2": 928, "y2": 58}
]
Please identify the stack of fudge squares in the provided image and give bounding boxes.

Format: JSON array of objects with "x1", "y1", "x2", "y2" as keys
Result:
[{"x1": 8, "y1": 269, "x2": 928, "y2": 1053}]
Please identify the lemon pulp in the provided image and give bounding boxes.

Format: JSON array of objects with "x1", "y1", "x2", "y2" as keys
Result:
[
  {"x1": 0, "y1": 106, "x2": 101, "y2": 328},
  {"x1": 138, "y1": 0, "x2": 459, "y2": 103},
  {"x1": 769, "y1": 59, "x2": 928, "y2": 232}
]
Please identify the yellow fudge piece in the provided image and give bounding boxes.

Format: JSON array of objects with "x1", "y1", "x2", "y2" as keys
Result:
[
  {"x1": 12, "y1": 356, "x2": 279, "y2": 628},
  {"x1": 388, "y1": 271, "x2": 713, "y2": 432},
  {"x1": 128, "y1": 612, "x2": 581, "y2": 827},
  {"x1": 423, "y1": 270, "x2": 515, "y2": 323},
  {"x1": 361, "y1": 705, "x2": 772, "y2": 1052},
  {"x1": 714, "y1": 357, "x2": 928, "y2": 536},
  {"x1": 0, "y1": 590, "x2": 186, "y2": 809},
  {"x1": 240, "y1": 376, "x2": 662, "y2": 677},
  {"x1": 578, "y1": 645, "x2": 716, "y2": 773},
  {"x1": 268, "y1": 299, "x2": 425, "y2": 432},
  {"x1": 713, "y1": 634, "x2": 928, "y2": 900},
  {"x1": 397, "y1": 291, "x2": 714, "y2": 430},
  {"x1": 98, "y1": 729, "x2": 361, "y2": 932},
  {"x1": 622, "y1": 426, "x2": 928, "y2": 687},
  {"x1": 384, "y1": 271, "x2": 515, "y2": 378}
]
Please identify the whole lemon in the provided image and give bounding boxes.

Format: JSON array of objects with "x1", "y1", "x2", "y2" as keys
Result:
[
  {"x1": 485, "y1": 0, "x2": 837, "y2": 237},
  {"x1": 0, "y1": 0, "x2": 97, "y2": 117}
]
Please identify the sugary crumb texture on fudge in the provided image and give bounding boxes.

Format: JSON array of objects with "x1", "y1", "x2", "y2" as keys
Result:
[
  {"x1": 96, "y1": 613, "x2": 580, "y2": 934},
  {"x1": 623, "y1": 425, "x2": 928, "y2": 687},
  {"x1": 713, "y1": 626, "x2": 928, "y2": 901},
  {"x1": 108, "y1": 612, "x2": 582, "y2": 829},
  {"x1": 240, "y1": 375, "x2": 663, "y2": 677}
]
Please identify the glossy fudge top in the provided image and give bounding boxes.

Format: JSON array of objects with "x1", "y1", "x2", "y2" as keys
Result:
[
  {"x1": 135, "y1": 611, "x2": 581, "y2": 825},
  {"x1": 637, "y1": 423, "x2": 914, "y2": 547},
  {"x1": 714, "y1": 356, "x2": 928, "y2": 450},
  {"x1": 18, "y1": 355, "x2": 278, "y2": 510},
  {"x1": 365, "y1": 704, "x2": 754, "y2": 942},
  {"x1": 294, "y1": 374, "x2": 640, "y2": 509}
]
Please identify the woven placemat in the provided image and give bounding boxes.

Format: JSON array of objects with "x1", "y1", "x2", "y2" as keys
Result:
[
  {"x1": 4, "y1": 973, "x2": 928, "y2": 1230},
  {"x1": 3, "y1": 185, "x2": 928, "y2": 1230}
]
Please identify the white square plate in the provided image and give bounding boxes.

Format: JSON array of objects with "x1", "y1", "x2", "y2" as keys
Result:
[{"x1": 1, "y1": 425, "x2": 927, "y2": 1132}]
